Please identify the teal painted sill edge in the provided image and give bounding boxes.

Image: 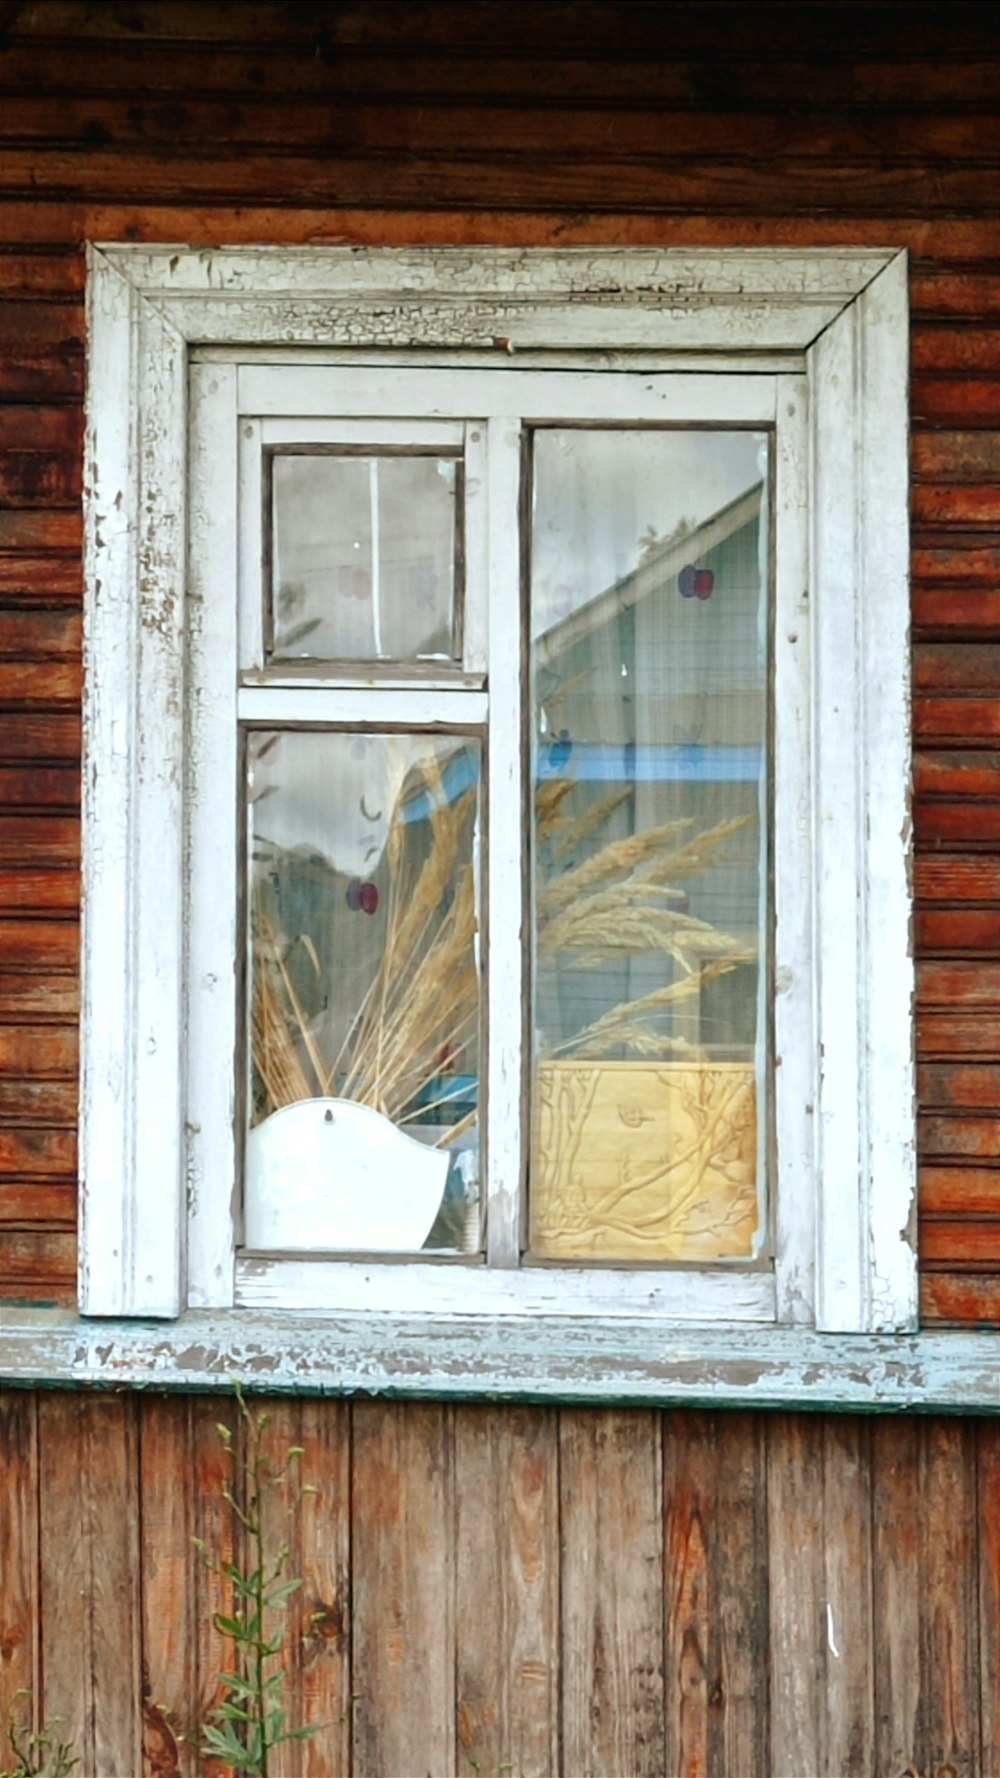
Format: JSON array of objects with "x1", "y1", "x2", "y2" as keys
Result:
[{"x1": 1, "y1": 1308, "x2": 997, "y2": 1413}]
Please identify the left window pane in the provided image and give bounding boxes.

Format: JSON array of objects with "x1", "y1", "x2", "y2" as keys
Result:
[
  {"x1": 269, "y1": 452, "x2": 461, "y2": 662},
  {"x1": 244, "y1": 730, "x2": 482, "y2": 1255}
]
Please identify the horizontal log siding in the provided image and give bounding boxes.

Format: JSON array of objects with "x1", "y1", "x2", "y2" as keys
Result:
[
  {"x1": 1, "y1": 1389, "x2": 998, "y2": 1778},
  {"x1": 0, "y1": 2, "x2": 998, "y2": 1320}
]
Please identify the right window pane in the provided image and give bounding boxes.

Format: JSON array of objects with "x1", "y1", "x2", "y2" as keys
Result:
[{"x1": 529, "y1": 428, "x2": 770, "y2": 1263}]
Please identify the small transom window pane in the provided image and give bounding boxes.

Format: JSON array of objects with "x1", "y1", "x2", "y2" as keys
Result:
[
  {"x1": 529, "y1": 428, "x2": 770, "y2": 1264},
  {"x1": 269, "y1": 452, "x2": 461, "y2": 662},
  {"x1": 245, "y1": 730, "x2": 481, "y2": 1255}
]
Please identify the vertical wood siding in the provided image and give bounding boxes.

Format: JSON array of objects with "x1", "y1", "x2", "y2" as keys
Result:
[
  {"x1": 0, "y1": 2, "x2": 997, "y2": 1319},
  {"x1": 1, "y1": 1390, "x2": 998, "y2": 1778}
]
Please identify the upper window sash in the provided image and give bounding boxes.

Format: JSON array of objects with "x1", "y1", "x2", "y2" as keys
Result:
[{"x1": 80, "y1": 245, "x2": 914, "y2": 1338}]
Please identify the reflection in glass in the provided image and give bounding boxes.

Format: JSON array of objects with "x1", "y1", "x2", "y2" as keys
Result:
[
  {"x1": 270, "y1": 452, "x2": 460, "y2": 662},
  {"x1": 529, "y1": 429, "x2": 769, "y2": 1263},
  {"x1": 246, "y1": 731, "x2": 481, "y2": 1253}
]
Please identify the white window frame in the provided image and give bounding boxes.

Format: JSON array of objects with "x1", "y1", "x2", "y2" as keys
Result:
[{"x1": 78, "y1": 246, "x2": 917, "y2": 1354}]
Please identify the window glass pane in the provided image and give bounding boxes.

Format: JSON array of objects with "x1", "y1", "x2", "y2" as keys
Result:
[
  {"x1": 529, "y1": 429, "x2": 769, "y2": 1263},
  {"x1": 245, "y1": 730, "x2": 481, "y2": 1254},
  {"x1": 270, "y1": 452, "x2": 460, "y2": 662}
]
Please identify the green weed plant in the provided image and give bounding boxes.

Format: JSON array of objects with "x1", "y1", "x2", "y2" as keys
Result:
[{"x1": 193, "y1": 1384, "x2": 319, "y2": 1777}]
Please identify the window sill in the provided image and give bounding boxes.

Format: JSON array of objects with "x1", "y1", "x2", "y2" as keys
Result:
[{"x1": 1, "y1": 1306, "x2": 996, "y2": 1412}]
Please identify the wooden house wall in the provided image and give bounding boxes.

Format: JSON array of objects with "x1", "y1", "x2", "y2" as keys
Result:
[
  {"x1": 0, "y1": 11, "x2": 999, "y2": 1777},
  {"x1": 1, "y1": 0, "x2": 998, "y2": 1323},
  {"x1": 2, "y1": 1388, "x2": 999, "y2": 1778}
]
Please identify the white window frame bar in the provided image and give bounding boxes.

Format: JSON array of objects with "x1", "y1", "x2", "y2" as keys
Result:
[
  {"x1": 211, "y1": 367, "x2": 783, "y2": 1323},
  {"x1": 79, "y1": 245, "x2": 916, "y2": 1349}
]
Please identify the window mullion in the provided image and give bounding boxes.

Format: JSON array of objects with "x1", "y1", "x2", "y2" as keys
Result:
[{"x1": 485, "y1": 417, "x2": 526, "y2": 1268}]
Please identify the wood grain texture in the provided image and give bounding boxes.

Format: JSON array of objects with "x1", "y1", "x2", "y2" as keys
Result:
[
  {"x1": 0, "y1": 0, "x2": 997, "y2": 1305},
  {"x1": 454, "y1": 1404, "x2": 560, "y2": 1777},
  {"x1": 767, "y1": 1413, "x2": 874, "y2": 1778},
  {"x1": 0, "y1": 1391, "x2": 39, "y2": 1726},
  {"x1": 264, "y1": 1398, "x2": 352, "y2": 1778},
  {"x1": 350, "y1": 1400, "x2": 455, "y2": 1778},
  {"x1": 663, "y1": 1409, "x2": 768, "y2": 1778},
  {"x1": 920, "y1": 1420, "x2": 980, "y2": 1778},
  {"x1": 979, "y1": 1418, "x2": 1000, "y2": 1778},
  {"x1": 560, "y1": 1409, "x2": 665, "y2": 1777},
  {"x1": 36, "y1": 1393, "x2": 143, "y2": 1776},
  {"x1": 871, "y1": 1418, "x2": 923, "y2": 1776},
  {"x1": 921, "y1": 1270, "x2": 1000, "y2": 1324},
  {"x1": 3, "y1": 1394, "x2": 1000, "y2": 1772}
]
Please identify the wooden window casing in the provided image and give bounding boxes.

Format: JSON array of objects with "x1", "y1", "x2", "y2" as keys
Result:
[{"x1": 58, "y1": 244, "x2": 938, "y2": 1397}]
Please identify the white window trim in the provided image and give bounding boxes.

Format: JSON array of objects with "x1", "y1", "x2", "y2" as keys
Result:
[{"x1": 77, "y1": 245, "x2": 916, "y2": 1354}]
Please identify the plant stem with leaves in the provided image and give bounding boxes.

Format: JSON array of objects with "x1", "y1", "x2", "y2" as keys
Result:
[
  {"x1": 194, "y1": 1385, "x2": 319, "y2": 1778},
  {"x1": 0, "y1": 1694, "x2": 77, "y2": 1778}
]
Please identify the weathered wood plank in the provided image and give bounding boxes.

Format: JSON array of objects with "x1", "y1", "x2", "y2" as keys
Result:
[
  {"x1": 921, "y1": 1166, "x2": 1000, "y2": 1215},
  {"x1": 454, "y1": 1404, "x2": 559, "y2": 1778},
  {"x1": 914, "y1": 908, "x2": 1000, "y2": 952},
  {"x1": 821, "y1": 1418, "x2": 874, "y2": 1778},
  {"x1": 921, "y1": 1271, "x2": 1000, "y2": 1324},
  {"x1": 914, "y1": 486, "x2": 1000, "y2": 529},
  {"x1": 915, "y1": 752, "x2": 1000, "y2": 798},
  {"x1": 917, "y1": 1014, "x2": 1000, "y2": 1060},
  {"x1": 0, "y1": 1391, "x2": 39, "y2": 1727},
  {"x1": 5, "y1": 0, "x2": 1000, "y2": 54},
  {"x1": 9, "y1": 38, "x2": 1000, "y2": 107},
  {"x1": 0, "y1": 1229, "x2": 75, "y2": 1300},
  {"x1": 0, "y1": 1018, "x2": 101, "y2": 1076},
  {"x1": 0, "y1": 973, "x2": 78, "y2": 1021},
  {"x1": 0, "y1": 1076, "x2": 77, "y2": 1123},
  {"x1": 37, "y1": 1394, "x2": 143, "y2": 1776},
  {"x1": 920, "y1": 1419, "x2": 980, "y2": 1778},
  {"x1": 0, "y1": 868, "x2": 80, "y2": 911},
  {"x1": 767, "y1": 1415, "x2": 874, "y2": 1777},
  {"x1": 912, "y1": 378, "x2": 1000, "y2": 428},
  {"x1": 913, "y1": 432, "x2": 1000, "y2": 483},
  {"x1": 15, "y1": 90, "x2": 1000, "y2": 164},
  {"x1": 0, "y1": 557, "x2": 83, "y2": 602},
  {"x1": 0, "y1": 452, "x2": 80, "y2": 508},
  {"x1": 912, "y1": 591, "x2": 1000, "y2": 636},
  {"x1": 917, "y1": 960, "x2": 1000, "y2": 1005},
  {"x1": 560, "y1": 1409, "x2": 665, "y2": 1776},
  {"x1": 350, "y1": 1400, "x2": 454, "y2": 1778},
  {"x1": 266, "y1": 1398, "x2": 352, "y2": 1778},
  {"x1": 766, "y1": 1413, "x2": 824, "y2": 1777},
  {"x1": 35, "y1": 1396, "x2": 89, "y2": 1758},
  {"x1": 914, "y1": 545, "x2": 1000, "y2": 588},
  {"x1": 913, "y1": 327, "x2": 1000, "y2": 372},
  {"x1": 4, "y1": 1309, "x2": 1000, "y2": 1410},
  {"x1": 0, "y1": 919, "x2": 79, "y2": 969},
  {"x1": 663, "y1": 1409, "x2": 768, "y2": 1778},
  {"x1": 913, "y1": 696, "x2": 1000, "y2": 742},
  {"x1": 0, "y1": 816, "x2": 79, "y2": 865},
  {"x1": 0, "y1": 713, "x2": 83, "y2": 759},
  {"x1": 920, "y1": 1114, "x2": 1000, "y2": 1161},
  {"x1": 0, "y1": 611, "x2": 81, "y2": 657},
  {"x1": 872, "y1": 1418, "x2": 923, "y2": 1776},
  {"x1": 979, "y1": 1417, "x2": 1000, "y2": 1778},
  {"x1": 0, "y1": 510, "x2": 81, "y2": 554},
  {"x1": 915, "y1": 861, "x2": 1000, "y2": 905},
  {"x1": 5, "y1": 144, "x2": 1000, "y2": 214},
  {"x1": 0, "y1": 1182, "x2": 76, "y2": 1226},
  {"x1": 914, "y1": 803, "x2": 1000, "y2": 848},
  {"x1": 0, "y1": 1128, "x2": 76, "y2": 1176},
  {"x1": 0, "y1": 661, "x2": 81, "y2": 703},
  {"x1": 913, "y1": 642, "x2": 1000, "y2": 693},
  {"x1": 136, "y1": 1396, "x2": 198, "y2": 1778},
  {"x1": 0, "y1": 770, "x2": 81, "y2": 808},
  {"x1": 921, "y1": 1219, "x2": 1000, "y2": 1265}
]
